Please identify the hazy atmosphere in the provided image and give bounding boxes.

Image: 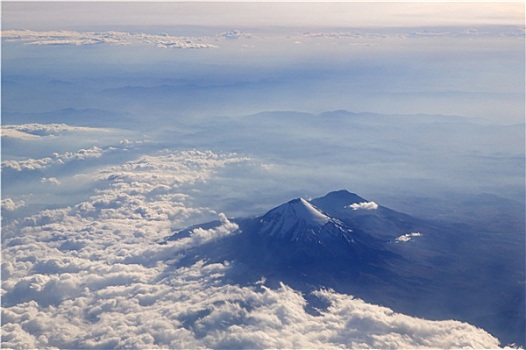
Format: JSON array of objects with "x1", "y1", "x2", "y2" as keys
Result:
[{"x1": 2, "y1": 2, "x2": 525, "y2": 349}]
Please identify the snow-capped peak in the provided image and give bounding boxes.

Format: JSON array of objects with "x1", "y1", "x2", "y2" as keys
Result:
[
  {"x1": 256, "y1": 198, "x2": 346, "y2": 241},
  {"x1": 286, "y1": 198, "x2": 330, "y2": 225}
]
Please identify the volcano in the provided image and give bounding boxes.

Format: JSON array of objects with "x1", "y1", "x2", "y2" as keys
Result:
[{"x1": 167, "y1": 190, "x2": 524, "y2": 346}]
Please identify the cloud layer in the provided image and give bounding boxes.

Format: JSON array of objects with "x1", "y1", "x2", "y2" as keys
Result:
[
  {"x1": 1, "y1": 124, "x2": 509, "y2": 349},
  {"x1": 2, "y1": 245, "x2": 503, "y2": 349},
  {"x1": 1, "y1": 30, "x2": 217, "y2": 49},
  {"x1": 2, "y1": 146, "x2": 106, "y2": 172},
  {"x1": 2, "y1": 123, "x2": 111, "y2": 139}
]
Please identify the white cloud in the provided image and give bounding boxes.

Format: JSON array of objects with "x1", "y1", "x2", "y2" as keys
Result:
[
  {"x1": 1, "y1": 198, "x2": 26, "y2": 212},
  {"x1": 395, "y1": 232, "x2": 422, "y2": 243},
  {"x1": 348, "y1": 201, "x2": 379, "y2": 211},
  {"x1": 1, "y1": 257, "x2": 505, "y2": 349},
  {"x1": 126, "y1": 213, "x2": 239, "y2": 266},
  {"x1": 40, "y1": 177, "x2": 61, "y2": 186},
  {"x1": 220, "y1": 29, "x2": 253, "y2": 40},
  {"x1": 2, "y1": 128, "x2": 41, "y2": 140},
  {"x1": 191, "y1": 213, "x2": 238, "y2": 241},
  {"x1": 0, "y1": 148, "x2": 512, "y2": 349},
  {"x1": 2, "y1": 123, "x2": 112, "y2": 139},
  {"x1": 2, "y1": 146, "x2": 106, "y2": 171},
  {"x1": 2, "y1": 157, "x2": 53, "y2": 172},
  {"x1": 1, "y1": 30, "x2": 217, "y2": 49},
  {"x1": 310, "y1": 288, "x2": 502, "y2": 349}
]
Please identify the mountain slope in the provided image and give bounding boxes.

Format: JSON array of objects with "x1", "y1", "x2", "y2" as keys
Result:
[
  {"x1": 229, "y1": 198, "x2": 390, "y2": 273},
  {"x1": 255, "y1": 198, "x2": 333, "y2": 241},
  {"x1": 310, "y1": 190, "x2": 418, "y2": 241},
  {"x1": 167, "y1": 190, "x2": 525, "y2": 347}
]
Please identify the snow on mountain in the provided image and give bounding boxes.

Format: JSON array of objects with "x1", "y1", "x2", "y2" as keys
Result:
[
  {"x1": 171, "y1": 190, "x2": 417, "y2": 250},
  {"x1": 253, "y1": 198, "x2": 364, "y2": 244},
  {"x1": 265, "y1": 198, "x2": 329, "y2": 226},
  {"x1": 257, "y1": 198, "x2": 336, "y2": 241}
]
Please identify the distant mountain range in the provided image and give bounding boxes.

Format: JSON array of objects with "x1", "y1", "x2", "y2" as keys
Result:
[{"x1": 168, "y1": 190, "x2": 525, "y2": 346}]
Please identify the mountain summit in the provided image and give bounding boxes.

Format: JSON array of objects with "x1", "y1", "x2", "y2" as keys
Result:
[
  {"x1": 168, "y1": 191, "x2": 397, "y2": 275},
  {"x1": 261, "y1": 198, "x2": 329, "y2": 230},
  {"x1": 255, "y1": 198, "x2": 351, "y2": 242}
]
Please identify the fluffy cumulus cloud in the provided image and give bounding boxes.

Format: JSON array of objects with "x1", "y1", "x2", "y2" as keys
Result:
[
  {"x1": 0, "y1": 124, "x2": 509, "y2": 349},
  {"x1": 1, "y1": 30, "x2": 217, "y2": 49},
  {"x1": 348, "y1": 201, "x2": 379, "y2": 211},
  {"x1": 1, "y1": 198, "x2": 25, "y2": 212},
  {"x1": 1, "y1": 148, "x2": 257, "y2": 348},
  {"x1": 1, "y1": 259, "x2": 504, "y2": 349},
  {"x1": 2, "y1": 153, "x2": 509, "y2": 350},
  {"x1": 2, "y1": 146, "x2": 107, "y2": 172}
]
